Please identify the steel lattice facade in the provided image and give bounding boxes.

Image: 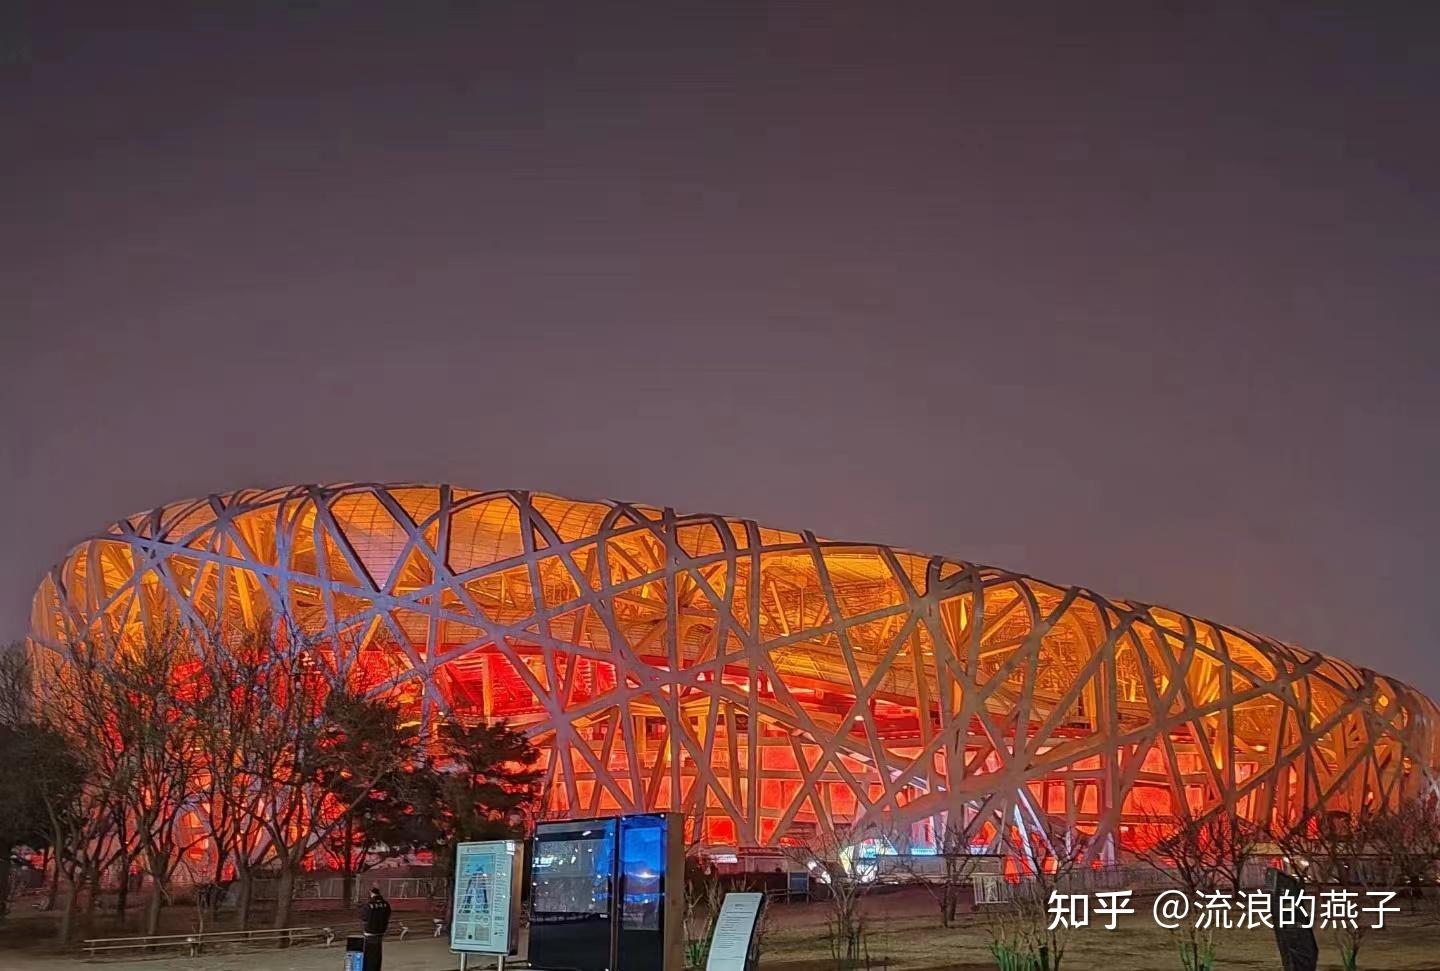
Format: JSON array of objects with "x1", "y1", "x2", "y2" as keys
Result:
[{"x1": 30, "y1": 484, "x2": 1440, "y2": 860}]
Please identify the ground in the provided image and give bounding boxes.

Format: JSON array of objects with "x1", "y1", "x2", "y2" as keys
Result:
[{"x1": 1, "y1": 888, "x2": 1437, "y2": 971}]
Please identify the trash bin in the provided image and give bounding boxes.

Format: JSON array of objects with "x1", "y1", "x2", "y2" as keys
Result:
[{"x1": 345, "y1": 935, "x2": 364, "y2": 971}]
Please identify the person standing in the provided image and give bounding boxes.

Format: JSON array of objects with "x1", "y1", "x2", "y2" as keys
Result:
[{"x1": 359, "y1": 886, "x2": 392, "y2": 971}]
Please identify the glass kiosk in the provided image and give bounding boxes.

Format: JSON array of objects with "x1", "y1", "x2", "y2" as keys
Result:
[
  {"x1": 529, "y1": 813, "x2": 681, "y2": 971},
  {"x1": 528, "y1": 818, "x2": 618, "y2": 971}
]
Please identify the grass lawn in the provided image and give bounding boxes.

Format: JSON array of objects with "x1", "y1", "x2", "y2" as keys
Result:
[
  {"x1": 757, "y1": 886, "x2": 1440, "y2": 971},
  {"x1": 1, "y1": 887, "x2": 1436, "y2": 970}
]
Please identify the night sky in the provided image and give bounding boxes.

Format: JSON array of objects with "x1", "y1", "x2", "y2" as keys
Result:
[{"x1": 3, "y1": 4, "x2": 1438, "y2": 694}]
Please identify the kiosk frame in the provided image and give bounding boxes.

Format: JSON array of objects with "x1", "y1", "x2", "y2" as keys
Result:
[{"x1": 528, "y1": 812, "x2": 683, "y2": 971}]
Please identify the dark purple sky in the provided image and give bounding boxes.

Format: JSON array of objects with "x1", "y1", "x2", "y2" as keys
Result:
[{"x1": 3, "y1": 4, "x2": 1438, "y2": 693}]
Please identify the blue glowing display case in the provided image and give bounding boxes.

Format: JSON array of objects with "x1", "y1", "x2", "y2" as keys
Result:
[{"x1": 529, "y1": 813, "x2": 682, "y2": 971}]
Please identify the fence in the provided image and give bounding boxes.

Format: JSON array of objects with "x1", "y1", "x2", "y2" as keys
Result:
[
  {"x1": 83, "y1": 926, "x2": 327, "y2": 958},
  {"x1": 249, "y1": 873, "x2": 449, "y2": 905},
  {"x1": 969, "y1": 859, "x2": 1281, "y2": 906},
  {"x1": 874, "y1": 856, "x2": 1280, "y2": 907}
]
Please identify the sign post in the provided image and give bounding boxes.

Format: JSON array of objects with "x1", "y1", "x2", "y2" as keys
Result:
[
  {"x1": 1264, "y1": 867, "x2": 1318, "y2": 971},
  {"x1": 450, "y1": 840, "x2": 523, "y2": 971},
  {"x1": 704, "y1": 892, "x2": 764, "y2": 971}
]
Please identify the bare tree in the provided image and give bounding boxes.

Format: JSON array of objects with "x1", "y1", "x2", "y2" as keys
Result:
[
  {"x1": 27, "y1": 620, "x2": 214, "y2": 937},
  {"x1": 985, "y1": 820, "x2": 1092, "y2": 971},
  {"x1": 885, "y1": 811, "x2": 984, "y2": 927},
  {"x1": 229, "y1": 638, "x2": 329, "y2": 931},
  {"x1": 0, "y1": 643, "x2": 31, "y2": 726},
  {"x1": 101, "y1": 618, "x2": 210, "y2": 936},
  {"x1": 1134, "y1": 813, "x2": 1264, "y2": 971},
  {"x1": 1277, "y1": 810, "x2": 1395, "y2": 971},
  {"x1": 221, "y1": 621, "x2": 416, "y2": 931},
  {"x1": 1151, "y1": 812, "x2": 1263, "y2": 895},
  {"x1": 1368, "y1": 799, "x2": 1440, "y2": 911},
  {"x1": 682, "y1": 852, "x2": 725, "y2": 969},
  {"x1": 783, "y1": 828, "x2": 879, "y2": 971},
  {"x1": 0, "y1": 645, "x2": 70, "y2": 922},
  {"x1": 187, "y1": 629, "x2": 284, "y2": 928},
  {"x1": 28, "y1": 637, "x2": 141, "y2": 942}
]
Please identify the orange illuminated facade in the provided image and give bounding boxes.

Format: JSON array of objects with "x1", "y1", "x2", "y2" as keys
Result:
[{"x1": 31, "y1": 484, "x2": 1440, "y2": 862}]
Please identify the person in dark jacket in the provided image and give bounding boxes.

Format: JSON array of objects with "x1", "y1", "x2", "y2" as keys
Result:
[{"x1": 359, "y1": 886, "x2": 393, "y2": 971}]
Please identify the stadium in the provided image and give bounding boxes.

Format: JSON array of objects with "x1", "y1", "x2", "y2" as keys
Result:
[{"x1": 30, "y1": 483, "x2": 1440, "y2": 864}]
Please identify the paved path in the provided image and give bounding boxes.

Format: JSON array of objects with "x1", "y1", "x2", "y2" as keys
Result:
[{"x1": 3, "y1": 935, "x2": 494, "y2": 971}]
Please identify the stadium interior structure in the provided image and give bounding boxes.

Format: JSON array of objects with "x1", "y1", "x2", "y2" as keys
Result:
[{"x1": 31, "y1": 484, "x2": 1440, "y2": 864}]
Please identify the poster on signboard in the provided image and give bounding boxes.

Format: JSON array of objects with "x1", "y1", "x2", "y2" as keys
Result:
[
  {"x1": 450, "y1": 839, "x2": 519, "y2": 954},
  {"x1": 705, "y1": 892, "x2": 764, "y2": 971}
]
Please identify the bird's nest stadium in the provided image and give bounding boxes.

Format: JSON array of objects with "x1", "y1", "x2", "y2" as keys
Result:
[{"x1": 30, "y1": 484, "x2": 1440, "y2": 863}]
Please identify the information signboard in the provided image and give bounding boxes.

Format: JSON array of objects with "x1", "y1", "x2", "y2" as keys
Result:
[
  {"x1": 704, "y1": 892, "x2": 764, "y2": 971},
  {"x1": 450, "y1": 840, "x2": 522, "y2": 956},
  {"x1": 1265, "y1": 867, "x2": 1318, "y2": 971}
]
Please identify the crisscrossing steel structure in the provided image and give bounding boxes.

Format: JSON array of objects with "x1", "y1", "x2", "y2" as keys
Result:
[{"x1": 31, "y1": 484, "x2": 1440, "y2": 861}]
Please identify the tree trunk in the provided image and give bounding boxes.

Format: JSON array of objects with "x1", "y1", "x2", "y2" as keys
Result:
[
  {"x1": 0, "y1": 851, "x2": 12, "y2": 918},
  {"x1": 42, "y1": 848, "x2": 57, "y2": 911},
  {"x1": 82, "y1": 861, "x2": 100, "y2": 917},
  {"x1": 236, "y1": 870, "x2": 254, "y2": 930},
  {"x1": 341, "y1": 815, "x2": 355, "y2": 906},
  {"x1": 143, "y1": 874, "x2": 164, "y2": 937},
  {"x1": 210, "y1": 849, "x2": 231, "y2": 921},
  {"x1": 116, "y1": 856, "x2": 130, "y2": 925},
  {"x1": 271, "y1": 867, "x2": 295, "y2": 934},
  {"x1": 57, "y1": 875, "x2": 79, "y2": 943}
]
